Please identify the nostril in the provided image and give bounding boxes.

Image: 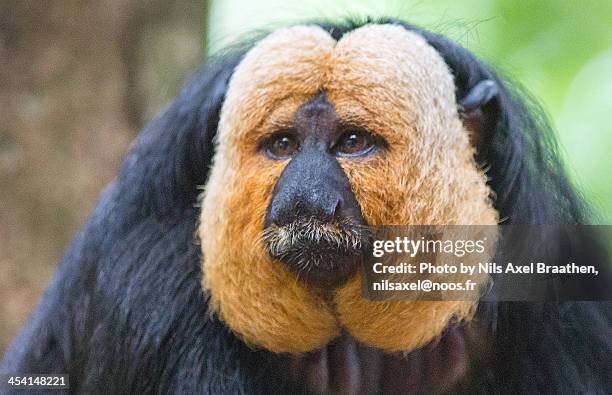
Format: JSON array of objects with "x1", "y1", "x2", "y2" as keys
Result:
[
  {"x1": 266, "y1": 201, "x2": 286, "y2": 228},
  {"x1": 313, "y1": 195, "x2": 340, "y2": 224},
  {"x1": 332, "y1": 198, "x2": 342, "y2": 219},
  {"x1": 266, "y1": 196, "x2": 307, "y2": 228}
]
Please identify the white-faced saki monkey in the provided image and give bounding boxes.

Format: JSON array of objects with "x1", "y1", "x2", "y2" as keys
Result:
[{"x1": 2, "y1": 18, "x2": 611, "y2": 394}]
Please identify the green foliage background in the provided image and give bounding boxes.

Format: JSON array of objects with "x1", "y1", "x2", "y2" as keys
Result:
[{"x1": 208, "y1": 0, "x2": 612, "y2": 222}]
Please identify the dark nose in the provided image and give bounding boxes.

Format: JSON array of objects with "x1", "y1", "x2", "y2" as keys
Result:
[{"x1": 265, "y1": 149, "x2": 362, "y2": 227}]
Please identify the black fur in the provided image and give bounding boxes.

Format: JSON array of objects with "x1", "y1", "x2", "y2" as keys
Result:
[{"x1": 2, "y1": 18, "x2": 610, "y2": 394}]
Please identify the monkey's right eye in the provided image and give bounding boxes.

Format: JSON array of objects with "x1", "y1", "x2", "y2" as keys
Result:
[{"x1": 262, "y1": 132, "x2": 300, "y2": 159}]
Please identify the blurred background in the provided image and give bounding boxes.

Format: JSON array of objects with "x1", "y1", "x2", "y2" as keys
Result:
[{"x1": 1, "y1": 0, "x2": 611, "y2": 353}]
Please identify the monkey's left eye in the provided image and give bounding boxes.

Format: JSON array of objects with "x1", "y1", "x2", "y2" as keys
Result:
[
  {"x1": 333, "y1": 130, "x2": 375, "y2": 157},
  {"x1": 262, "y1": 132, "x2": 300, "y2": 159}
]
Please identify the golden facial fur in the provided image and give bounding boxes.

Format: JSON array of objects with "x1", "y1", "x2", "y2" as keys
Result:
[{"x1": 199, "y1": 24, "x2": 498, "y2": 353}]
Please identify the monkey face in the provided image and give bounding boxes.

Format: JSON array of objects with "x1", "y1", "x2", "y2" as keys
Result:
[
  {"x1": 261, "y1": 91, "x2": 370, "y2": 288},
  {"x1": 200, "y1": 24, "x2": 498, "y2": 353}
]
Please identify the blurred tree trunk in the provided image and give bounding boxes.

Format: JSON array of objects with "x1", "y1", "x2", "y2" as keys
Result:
[{"x1": 0, "y1": 0, "x2": 207, "y2": 352}]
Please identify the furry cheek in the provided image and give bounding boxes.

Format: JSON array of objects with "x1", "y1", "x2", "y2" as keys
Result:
[
  {"x1": 331, "y1": 124, "x2": 498, "y2": 353},
  {"x1": 199, "y1": 153, "x2": 340, "y2": 353},
  {"x1": 335, "y1": 277, "x2": 478, "y2": 352}
]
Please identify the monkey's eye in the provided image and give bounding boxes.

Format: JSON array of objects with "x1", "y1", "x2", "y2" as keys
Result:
[
  {"x1": 333, "y1": 130, "x2": 374, "y2": 157},
  {"x1": 262, "y1": 132, "x2": 300, "y2": 159}
]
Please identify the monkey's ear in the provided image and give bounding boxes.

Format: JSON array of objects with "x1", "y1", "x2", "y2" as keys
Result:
[{"x1": 459, "y1": 79, "x2": 499, "y2": 147}]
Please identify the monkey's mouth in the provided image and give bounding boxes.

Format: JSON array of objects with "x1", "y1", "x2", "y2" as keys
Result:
[
  {"x1": 262, "y1": 218, "x2": 368, "y2": 287},
  {"x1": 287, "y1": 327, "x2": 472, "y2": 394}
]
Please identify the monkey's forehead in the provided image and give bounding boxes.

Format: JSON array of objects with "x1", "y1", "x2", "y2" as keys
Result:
[{"x1": 219, "y1": 24, "x2": 458, "y2": 142}]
